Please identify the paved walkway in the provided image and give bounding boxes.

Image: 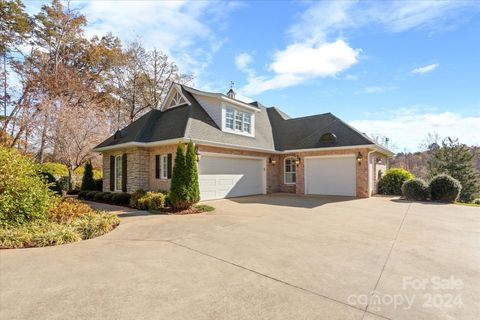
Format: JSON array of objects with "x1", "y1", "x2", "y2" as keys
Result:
[{"x1": 1, "y1": 195, "x2": 479, "y2": 319}]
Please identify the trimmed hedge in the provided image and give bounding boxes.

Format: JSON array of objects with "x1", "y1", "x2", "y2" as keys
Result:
[
  {"x1": 473, "y1": 199, "x2": 480, "y2": 205},
  {"x1": 429, "y1": 175, "x2": 462, "y2": 203},
  {"x1": 94, "y1": 192, "x2": 109, "y2": 201},
  {"x1": 78, "y1": 190, "x2": 88, "y2": 199},
  {"x1": 401, "y1": 179, "x2": 430, "y2": 201},
  {"x1": 102, "y1": 192, "x2": 113, "y2": 202},
  {"x1": 130, "y1": 189, "x2": 147, "y2": 208},
  {"x1": 378, "y1": 168, "x2": 414, "y2": 195},
  {"x1": 111, "y1": 193, "x2": 131, "y2": 205},
  {"x1": 86, "y1": 191, "x2": 99, "y2": 200}
]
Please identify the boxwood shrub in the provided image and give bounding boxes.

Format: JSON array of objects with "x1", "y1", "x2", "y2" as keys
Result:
[
  {"x1": 93, "y1": 192, "x2": 109, "y2": 201},
  {"x1": 86, "y1": 191, "x2": 99, "y2": 200},
  {"x1": 111, "y1": 193, "x2": 131, "y2": 205},
  {"x1": 401, "y1": 179, "x2": 430, "y2": 201},
  {"x1": 102, "y1": 192, "x2": 113, "y2": 202},
  {"x1": 78, "y1": 190, "x2": 88, "y2": 199},
  {"x1": 429, "y1": 175, "x2": 462, "y2": 203},
  {"x1": 378, "y1": 168, "x2": 414, "y2": 195}
]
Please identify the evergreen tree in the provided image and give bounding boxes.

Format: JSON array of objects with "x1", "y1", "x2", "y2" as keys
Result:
[
  {"x1": 80, "y1": 161, "x2": 96, "y2": 191},
  {"x1": 170, "y1": 142, "x2": 189, "y2": 209},
  {"x1": 428, "y1": 138, "x2": 479, "y2": 202},
  {"x1": 185, "y1": 140, "x2": 200, "y2": 203}
]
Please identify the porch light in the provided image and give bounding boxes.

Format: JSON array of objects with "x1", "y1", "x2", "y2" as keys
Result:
[
  {"x1": 356, "y1": 152, "x2": 363, "y2": 165},
  {"x1": 295, "y1": 156, "x2": 301, "y2": 166},
  {"x1": 194, "y1": 145, "x2": 201, "y2": 162},
  {"x1": 376, "y1": 157, "x2": 382, "y2": 164},
  {"x1": 269, "y1": 157, "x2": 277, "y2": 165}
]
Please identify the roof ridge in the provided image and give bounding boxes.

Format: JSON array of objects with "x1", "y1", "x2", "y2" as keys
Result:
[
  {"x1": 328, "y1": 113, "x2": 377, "y2": 145},
  {"x1": 295, "y1": 118, "x2": 339, "y2": 147}
]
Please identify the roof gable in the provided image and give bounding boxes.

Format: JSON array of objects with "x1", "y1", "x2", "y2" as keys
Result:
[{"x1": 161, "y1": 83, "x2": 191, "y2": 111}]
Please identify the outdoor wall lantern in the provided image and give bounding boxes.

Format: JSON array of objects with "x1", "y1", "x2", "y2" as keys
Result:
[
  {"x1": 376, "y1": 157, "x2": 383, "y2": 164},
  {"x1": 295, "y1": 156, "x2": 301, "y2": 166},
  {"x1": 269, "y1": 157, "x2": 277, "y2": 165},
  {"x1": 356, "y1": 152, "x2": 363, "y2": 165},
  {"x1": 194, "y1": 145, "x2": 201, "y2": 162}
]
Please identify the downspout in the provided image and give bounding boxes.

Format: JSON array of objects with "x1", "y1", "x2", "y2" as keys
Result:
[{"x1": 367, "y1": 150, "x2": 376, "y2": 196}]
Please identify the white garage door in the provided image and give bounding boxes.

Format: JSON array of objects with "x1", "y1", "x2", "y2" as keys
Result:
[
  {"x1": 305, "y1": 155, "x2": 356, "y2": 196},
  {"x1": 198, "y1": 155, "x2": 265, "y2": 200}
]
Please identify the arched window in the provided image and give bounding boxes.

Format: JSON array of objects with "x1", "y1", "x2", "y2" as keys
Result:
[{"x1": 284, "y1": 157, "x2": 297, "y2": 184}]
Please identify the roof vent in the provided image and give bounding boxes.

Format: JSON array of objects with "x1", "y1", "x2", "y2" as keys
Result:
[
  {"x1": 226, "y1": 88, "x2": 236, "y2": 99},
  {"x1": 319, "y1": 132, "x2": 337, "y2": 144}
]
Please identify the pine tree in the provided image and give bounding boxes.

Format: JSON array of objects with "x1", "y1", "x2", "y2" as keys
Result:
[
  {"x1": 185, "y1": 140, "x2": 200, "y2": 203},
  {"x1": 170, "y1": 142, "x2": 189, "y2": 209},
  {"x1": 428, "y1": 138, "x2": 479, "y2": 202},
  {"x1": 80, "y1": 161, "x2": 96, "y2": 191}
]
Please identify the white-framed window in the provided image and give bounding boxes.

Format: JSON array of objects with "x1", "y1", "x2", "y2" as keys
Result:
[
  {"x1": 161, "y1": 155, "x2": 168, "y2": 179},
  {"x1": 284, "y1": 157, "x2": 296, "y2": 184},
  {"x1": 225, "y1": 108, "x2": 252, "y2": 134},
  {"x1": 225, "y1": 108, "x2": 234, "y2": 129},
  {"x1": 115, "y1": 155, "x2": 123, "y2": 191}
]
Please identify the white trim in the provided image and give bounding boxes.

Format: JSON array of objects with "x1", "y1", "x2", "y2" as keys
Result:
[
  {"x1": 160, "y1": 83, "x2": 192, "y2": 111},
  {"x1": 221, "y1": 105, "x2": 255, "y2": 137},
  {"x1": 95, "y1": 137, "x2": 392, "y2": 157},
  {"x1": 160, "y1": 155, "x2": 168, "y2": 179},
  {"x1": 182, "y1": 86, "x2": 260, "y2": 112},
  {"x1": 114, "y1": 155, "x2": 122, "y2": 191},
  {"x1": 283, "y1": 156, "x2": 297, "y2": 185},
  {"x1": 304, "y1": 154, "x2": 356, "y2": 196},
  {"x1": 199, "y1": 152, "x2": 267, "y2": 195}
]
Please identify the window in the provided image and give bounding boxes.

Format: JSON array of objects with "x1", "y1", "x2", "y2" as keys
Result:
[
  {"x1": 284, "y1": 157, "x2": 296, "y2": 184},
  {"x1": 225, "y1": 108, "x2": 234, "y2": 129},
  {"x1": 224, "y1": 108, "x2": 252, "y2": 134},
  {"x1": 161, "y1": 155, "x2": 168, "y2": 179},
  {"x1": 115, "y1": 155, "x2": 122, "y2": 190}
]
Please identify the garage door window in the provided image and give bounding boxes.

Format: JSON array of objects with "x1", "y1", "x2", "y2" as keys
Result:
[{"x1": 284, "y1": 157, "x2": 296, "y2": 184}]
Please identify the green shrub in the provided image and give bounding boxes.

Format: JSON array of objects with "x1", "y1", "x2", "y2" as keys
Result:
[
  {"x1": 401, "y1": 179, "x2": 430, "y2": 201},
  {"x1": 130, "y1": 189, "x2": 147, "y2": 208},
  {"x1": 73, "y1": 212, "x2": 119, "y2": 239},
  {"x1": 102, "y1": 192, "x2": 113, "y2": 202},
  {"x1": 378, "y1": 168, "x2": 414, "y2": 195},
  {"x1": 39, "y1": 171, "x2": 61, "y2": 193},
  {"x1": 94, "y1": 192, "x2": 109, "y2": 201},
  {"x1": 0, "y1": 147, "x2": 53, "y2": 225},
  {"x1": 85, "y1": 191, "x2": 99, "y2": 200},
  {"x1": 47, "y1": 198, "x2": 95, "y2": 223},
  {"x1": 78, "y1": 190, "x2": 88, "y2": 199},
  {"x1": 473, "y1": 199, "x2": 480, "y2": 205},
  {"x1": 164, "y1": 192, "x2": 172, "y2": 207},
  {"x1": 111, "y1": 193, "x2": 131, "y2": 205},
  {"x1": 80, "y1": 162, "x2": 96, "y2": 191},
  {"x1": 429, "y1": 175, "x2": 462, "y2": 203},
  {"x1": 185, "y1": 141, "x2": 200, "y2": 203},
  {"x1": 145, "y1": 192, "x2": 165, "y2": 210},
  {"x1": 170, "y1": 142, "x2": 190, "y2": 209},
  {"x1": 95, "y1": 178, "x2": 103, "y2": 191},
  {"x1": 57, "y1": 176, "x2": 70, "y2": 193}
]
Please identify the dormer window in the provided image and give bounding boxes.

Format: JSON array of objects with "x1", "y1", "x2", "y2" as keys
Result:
[
  {"x1": 169, "y1": 91, "x2": 187, "y2": 108},
  {"x1": 225, "y1": 108, "x2": 252, "y2": 134}
]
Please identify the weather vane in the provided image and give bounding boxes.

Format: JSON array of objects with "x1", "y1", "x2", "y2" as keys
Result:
[{"x1": 230, "y1": 81, "x2": 235, "y2": 90}]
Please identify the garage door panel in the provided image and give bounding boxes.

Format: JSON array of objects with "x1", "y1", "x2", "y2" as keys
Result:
[
  {"x1": 199, "y1": 156, "x2": 265, "y2": 200},
  {"x1": 305, "y1": 156, "x2": 356, "y2": 197}
]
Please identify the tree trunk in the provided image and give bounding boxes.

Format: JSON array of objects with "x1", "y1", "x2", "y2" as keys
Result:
[
  {"x1": 36, "y1": 113, "x2": 49, "y2": 163},
  {"x1": 67, "y1": 167, "x2": 73, "y2": 191}
]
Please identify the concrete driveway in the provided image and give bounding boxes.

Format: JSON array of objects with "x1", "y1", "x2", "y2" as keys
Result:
[{"x1": 1, "y1": 195, "x2": 479, "y2": 320}]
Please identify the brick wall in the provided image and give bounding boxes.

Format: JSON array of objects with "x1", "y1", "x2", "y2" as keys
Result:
[{"x1": 148, "y1": 144, "x2": 178, "y2": 191}]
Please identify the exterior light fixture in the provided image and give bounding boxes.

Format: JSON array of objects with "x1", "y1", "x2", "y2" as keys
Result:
[
  {"x1": 194, "y1": 145, "x2": 201, "y2": 162},
  {"x1": 295, "y1": 156, "x2": 301, "y2": 166},
  {"x1": 269, "y1": 157, "x2": 277, "y2": 165},
  {"x1": 376, "y1": 157, "x2": 382, "y2": 164},
  {"x1": 356, "y1": 152, "x2": 363, "y2": 165}
]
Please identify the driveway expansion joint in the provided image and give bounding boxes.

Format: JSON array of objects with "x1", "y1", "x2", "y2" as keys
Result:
[{"x1": 167, "y1": 239, "x2": 392, "y2": 319}]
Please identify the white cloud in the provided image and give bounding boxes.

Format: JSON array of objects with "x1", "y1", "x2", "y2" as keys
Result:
[
  {"x1": 235, "y1": 53, "x2": 253, "y2": 70},
  {"x1": 350, "y1": 108, "x2": 480, "y2": 151},
  {"x1": 354, "y1": 85, "x2": 397, "y2": 94},
  {"x1": 345, "y1": 74, "x2": 359, "y2": 81},
  {"x1": 242, "y1": 40, "x2": 360, "y2": 95},
  {"x1": 411, "y1": 63, "x2": 439, "y2": 74},
  {"x1": 240, "y1": 1, "x2": 479, "y2": 95}
]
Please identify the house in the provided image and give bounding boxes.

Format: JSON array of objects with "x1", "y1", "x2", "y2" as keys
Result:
[{"x1": 93, "y1": 83, "x2": 393, "y2": 200}]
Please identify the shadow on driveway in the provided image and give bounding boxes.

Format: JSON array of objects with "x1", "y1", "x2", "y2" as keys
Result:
[{"x1": 221, "y1": 193, "x2": 356, "y2": 209}]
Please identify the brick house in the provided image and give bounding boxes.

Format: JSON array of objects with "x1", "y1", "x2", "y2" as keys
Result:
[{"x1": 94, "y1": 83, "x2": 392, "y2": 200}]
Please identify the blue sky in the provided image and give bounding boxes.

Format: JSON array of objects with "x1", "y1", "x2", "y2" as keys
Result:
[{"x1": 25, "y1": 0, "x2": 480, "y2": 151}]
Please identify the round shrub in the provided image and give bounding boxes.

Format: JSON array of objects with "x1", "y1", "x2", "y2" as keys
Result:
[
  {"x1": 0, "y1": 147, "x2": 53, "y2": 225},
  {"x1": 94, "y1": 192, "x2": 109, "y2": 201},
  {"x1": 429, "y1": 175, "x2": 462, "y2": 203},
  {"x1": 130, "y1": 189, "x2": 147, "y2": 208},
  {"x1": 78, "y1": 190, "x2": 88, "y2": 199},
  {"x1": 47, "y1": 198, "x2": 95, "y2": 223},
  {"x1": 111, "y1": 193, "x2": 131, "y2": 206},
  {"x1": 86, "y1": 191, "x2": 99, "y2": 200},
  {"x1": 473, "y1": 199, "x2": 480, "y2": 205},
  {"x1": 148, "y1": 192, "x2": 165, "y2": 210},
  {"x1": 378, "y1": 168, "x2": 414, "y2": 195},
  {"x1": 101, "y1": 192, "x2": 113, "y2": 202},
  {"x1": 401, "y1": 179, "x2": 430, "y2": 201}
]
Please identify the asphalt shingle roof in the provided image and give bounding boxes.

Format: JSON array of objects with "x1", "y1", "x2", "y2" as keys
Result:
[{"x1": 95, "y1": 84, "x2": 375, "y2": 151}]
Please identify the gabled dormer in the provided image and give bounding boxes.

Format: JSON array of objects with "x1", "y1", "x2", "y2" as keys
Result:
[
  {"x1": 163, "y1": 83, "x2": 260, "y2": 138},
  {"x1": 161, "y1": 83, "x2": 191, "y2": 111}
]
